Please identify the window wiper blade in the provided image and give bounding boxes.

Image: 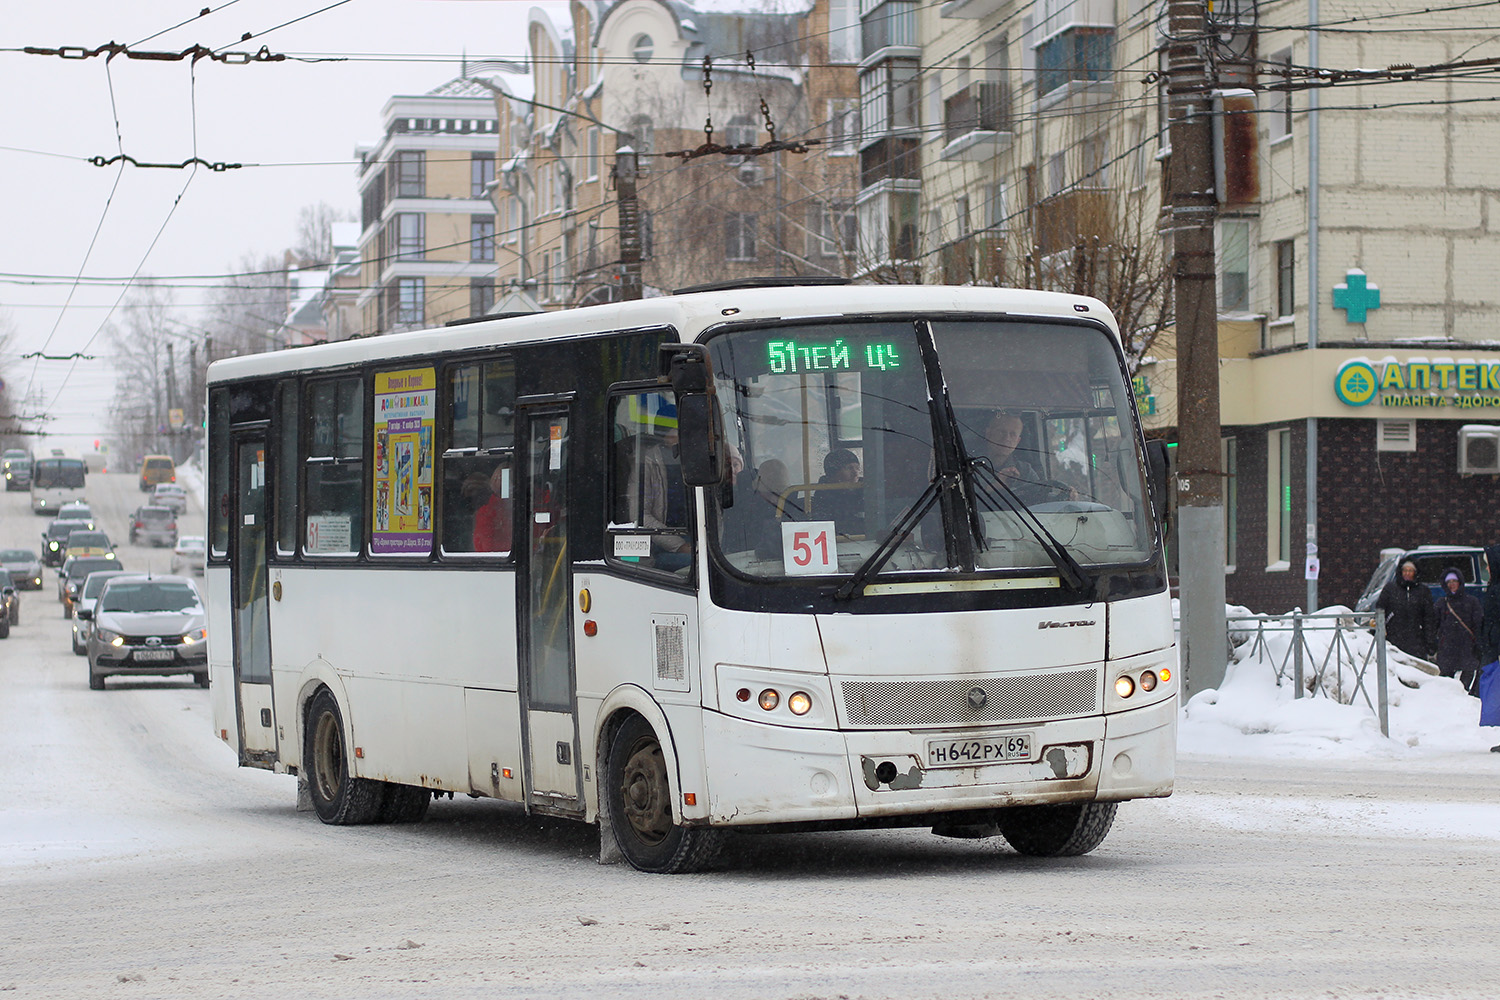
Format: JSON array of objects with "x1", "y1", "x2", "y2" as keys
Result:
[
  {"x1": 834, "y1": 476, "x2": 944, "y2": 601},
  {"x1": 968, "y1": 457, "x2": 1089, "y2": 593}
]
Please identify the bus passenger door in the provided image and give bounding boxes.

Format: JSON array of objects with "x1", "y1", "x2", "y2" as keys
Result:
[
  {"x1": 232, "y1": 436, "x2": 277, "y2": 763},
  {"x1": 518, "y1": 406, "x2": 583, "y2": 815}
]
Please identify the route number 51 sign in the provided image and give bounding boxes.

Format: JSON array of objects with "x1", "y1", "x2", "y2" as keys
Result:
[{"x1": 782, "y1": 520, "x2": 839, "y2": 575}]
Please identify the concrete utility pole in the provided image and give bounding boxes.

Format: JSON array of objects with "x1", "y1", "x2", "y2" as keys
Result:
[
  {"x1": 1167, "y1": 0, "x2": 1227, "y2": 695},
  {"x1": 615, "y1": 148, "x2": 643, "y2": 301}
]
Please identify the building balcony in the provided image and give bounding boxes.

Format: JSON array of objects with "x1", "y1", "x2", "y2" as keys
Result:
[
  {"x1": 1034, "y1": 190, "x2": 1112, "y2": 257},
  {"x1": 940, "y1": 83, "x2": 1013, "y2": 162},
  {"x1": 939, "y1": 0, "x2": 1004, "y2": 18},
  {"x1": 860, "y1": 135, "x2": 921, "y2": 189}
]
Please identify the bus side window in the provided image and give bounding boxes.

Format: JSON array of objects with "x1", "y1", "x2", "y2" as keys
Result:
[
  {"x1": 209, "y1": 388, "x2": 231, "y2": 558},
  {"x1": 607, "y1": 391, "x2": 692, "y2": 576},
  {"x1": 275, "y1": 384, "x2": 299, "y2": 556},
  {"x1": 303, "y1": 377, "x2": 364, "y2": 556},
  {"x1": 440, "y1": 359, "x2": 514, "y2": 557}
]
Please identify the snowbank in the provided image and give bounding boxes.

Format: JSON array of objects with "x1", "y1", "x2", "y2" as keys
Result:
[{"x1": 1177, "y1": 601, "x2": 1498, "y2": 758}]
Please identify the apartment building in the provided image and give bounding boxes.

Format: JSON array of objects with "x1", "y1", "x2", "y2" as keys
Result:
[
  {"x1": 355, "y1": 79, "x2": 504, "y2": 333},
  {"x1": 489, "y1": 0, "x2": 862, "y2": 307}
]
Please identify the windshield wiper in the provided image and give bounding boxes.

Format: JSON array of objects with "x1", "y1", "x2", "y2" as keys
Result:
[
  {"x1": 834, "y1": 475, "x2": 945, "y2": 601},
  {"x1": 968, "y1": 457, "x2": 1089, "y2": 593}
]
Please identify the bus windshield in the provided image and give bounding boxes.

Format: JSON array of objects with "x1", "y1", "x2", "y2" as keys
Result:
[
  {"x1": 706, "y1": 318, "x2": 1154, "y2": 584},
  {"x1": 33, "y1": 458, "x2": 85, "y2": 489}
]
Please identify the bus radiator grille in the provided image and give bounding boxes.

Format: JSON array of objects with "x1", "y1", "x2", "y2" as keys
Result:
[{"x1": 840, "y1": 670, "x2": 1096, "y2": 727}]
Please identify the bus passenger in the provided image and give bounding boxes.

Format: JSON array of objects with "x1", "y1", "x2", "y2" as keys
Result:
[
  {"x1": 465, "y1": 463, "x2": 512, "y2": 553},
  {"x1": 816, "y1": 448, "x2": 864, "y2": 536}
]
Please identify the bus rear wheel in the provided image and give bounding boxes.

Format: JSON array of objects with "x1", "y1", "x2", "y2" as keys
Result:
[
  {"x1": 606, "y1": 715, "x2": 722, "y2": 874},
  {"x1": 304, "y1": 688, "x2": 383, "y2": 825},
  {"x1": 996, "y1": 801, "x2": 1117, "y2": 857}
]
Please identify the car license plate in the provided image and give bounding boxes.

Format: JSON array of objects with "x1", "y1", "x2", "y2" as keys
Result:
[
  {"x1": 132, "y1": 649, "x2": 175, "y2": 663},
  {"x1": 925, "y1": 732, "x2": 1034, "y2": 768}
]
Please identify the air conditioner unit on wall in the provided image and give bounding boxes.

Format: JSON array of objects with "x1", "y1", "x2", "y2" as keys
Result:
[{"x1": 1459, "y1": 425, "x2": 1500, "y2": 474}]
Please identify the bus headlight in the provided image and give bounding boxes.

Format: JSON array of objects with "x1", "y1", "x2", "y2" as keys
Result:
[
  {"x1": 787, "y1": 691, "x2": 812, "y2": 716},
  {"x1": 1114, "y1": 675, "x2": 1135, "y2": 699},
  {"x1": 1139, "y1": 670, "x2": 1158, "y2": 692},
  {"x1": 757, "y1": 689, "x2": 780, "y2": 711}
]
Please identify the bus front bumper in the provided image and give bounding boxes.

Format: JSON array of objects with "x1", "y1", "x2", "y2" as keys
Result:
[{"x1": 698, "y1": 696, "x2": 1175, "y2": 827}]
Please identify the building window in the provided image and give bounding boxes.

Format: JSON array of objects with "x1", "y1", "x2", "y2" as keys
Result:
[
  {"x1": 809, "y1": 200, "x2": 857, "y2": 257},
  {"x1": 395, "y1": 213, "x2": 424, "y2": 261},
  {"x1": 1220, "y1": 219, "x2": 1250, "y2": 311},
  {"x1": 1036, "y1": 27, "x2": 1113, "y2": 97},
  {"x1": 856, "y1": 188, "x2": 918, "y2": 265},
  {"x1": 1267, "y1": 427, "x2": 1291, "y2": 568},
  {"x1": 586, "y1": 127, "x2": 600, "y2": 181},
  {"x1": 1268, "y1": 50, "x2": 1293, "y2": 141},
  {"x1": 859, "y1": 58, "x2": 919, "y2": 140},
  {"x1": 504, "y1": 199, "x2": 520, "y2": 245},
  {"x1": 726, "y1": 212, "x2": 757, "y2": 261},
  {"x1": 1081, "y1": 134, "x2": 1108, "y2": 188},
  {"x1": 470, "y1": 277, "x2": 495, "y2": 317},
  {"x1": 1047, "y1": 152, "x2": 1066, "y2": 195},
  {"x1": 860, "y1": 0, "x2": 916, "y2": 54},
  {"x1": 1222, "y1": 436, "x2": 1237, "y2": 569},
  {"x1": 395, "y1": 150, "x2": 425, "y2": 198},
  {"x1": 827, "y1": 98, "x2": 858, "y2": 154},
  {"x1": 828, "y1": 0, "x2": 858, "y2": 62},
  {"x1": 397, "y1": 277, "x2": 424, "y2": 326},
  {"x1": 1275, "y1": 240, "x2": 1295, "y2": 317},
  {"x1": 471, "y1": 215, "x2": 496, "y2": 262},
  {"x1": 631, "y1": 33, "x2": 653, "y2": 62},
  {"x1": 471, "y1": 152, "x2": 495, "y2": 198}
]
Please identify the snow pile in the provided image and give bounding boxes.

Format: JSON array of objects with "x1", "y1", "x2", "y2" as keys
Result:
[{"x1": 1177, "y1": 602, "x2": 1498, "y2": 757}]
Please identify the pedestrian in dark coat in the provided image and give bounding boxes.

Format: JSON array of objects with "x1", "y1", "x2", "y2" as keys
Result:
[
  {"x1": 1376, "y1": 559, "x2": 1437, "y2": 659},
  {"x1": 1434, "y1": 568, "x2": 1483, "y2": 691}
]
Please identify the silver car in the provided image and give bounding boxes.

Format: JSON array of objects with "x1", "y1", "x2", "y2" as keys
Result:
[
  {"x1": 170, "y1": 536, "x2": 206, "y2": 576},
  {"x1": 0, "y1": 548, "x2": 44, "y2": 591},
  {"x1": 81, "y1": 575, "x2": 208, "y2": 690},
  {"x1": 149, "y1": 483, "x2": 188, "y2": 514},
  {"x1": 71, "y1": 570, "x2": 130, "y2": 655}
]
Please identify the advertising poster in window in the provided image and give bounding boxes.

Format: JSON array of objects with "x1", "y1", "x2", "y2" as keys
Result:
[{"x1": 372, "y1": 367, "x2": 436, "y2": 554}]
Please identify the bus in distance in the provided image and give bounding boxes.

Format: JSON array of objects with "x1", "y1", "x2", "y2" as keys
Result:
[
  {"x1": 31, "y1": 452, "x2": 87, "y2": 514},
  {"x1": 205, "y1": 283, "x2": 1177, "y2": 873}
]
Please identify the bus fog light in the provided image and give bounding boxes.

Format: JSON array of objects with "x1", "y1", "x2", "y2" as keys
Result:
[
  {"x1": 788, "y1": 691, "x2": 812, "y2": 716},
  {"x1": 1114, "y1": 675, "x2": 1135, "y2": 698},
  {"x1": 758, "y1": 689, "x2": 780, "y2": 711},
  {"x1": 1139, "y1": 670, "x2": 1158, "y2": 692}
]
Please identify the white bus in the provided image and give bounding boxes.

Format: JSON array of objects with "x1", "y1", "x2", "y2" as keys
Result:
[
  {"x1": 31, "y1": 451, "x2": 87, "y2": 514},
  {"x1": 206, "y1": 283, "x2": 1177, "y2": 873}
]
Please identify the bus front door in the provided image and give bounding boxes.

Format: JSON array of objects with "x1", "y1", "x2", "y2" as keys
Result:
[
  {"x1": 519, "y1": 407, "x2": 582, "y2": 815},
  {"x1": 231, "y1": 437, "x2": 276, "y2": 763}
]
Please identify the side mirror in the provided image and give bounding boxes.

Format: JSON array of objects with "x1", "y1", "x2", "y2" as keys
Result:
[
  {"x1": 659, "y1": 345, "x2": 726, "y2": 488},
  {"x1": 76, "y1": 607, "x2": 92, "y2": 620},
  {"x1": 1144, "y1": 439, "x2": 1172, "y2": 532}
]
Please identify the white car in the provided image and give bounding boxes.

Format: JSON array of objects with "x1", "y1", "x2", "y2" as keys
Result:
[
  {"x1": 170, "y1": 536, "x2": 206, "y2": 576},
  {"x1": 149, "y1": 483, "x2": 189, "y2": 514}
]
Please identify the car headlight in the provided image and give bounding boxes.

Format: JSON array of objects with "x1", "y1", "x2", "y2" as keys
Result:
[
  {"x1": 179, "y1": 628, "x2": 207, "y2": 644},
  {"x1": 47, "y1": 541, "x2": 58, "y2": 551},
  {"x1": 94, "y1": 627, "x2": 123, "y2": 646}
]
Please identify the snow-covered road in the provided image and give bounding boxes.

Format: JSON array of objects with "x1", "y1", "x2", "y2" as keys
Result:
[{"x1": 3, "y1": 473, "x2": 1499, "y2": 999}]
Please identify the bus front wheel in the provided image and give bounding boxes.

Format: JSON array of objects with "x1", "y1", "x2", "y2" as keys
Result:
[
  {"x1": 605, "y1": 715, "x2": 722, "y2": 874},
  {"x1": 305, "y1": 688, "x2": 383, "y2": 825},
  {"x1": 996, "y1": 801, "x2": 1118, "y2": 857}
]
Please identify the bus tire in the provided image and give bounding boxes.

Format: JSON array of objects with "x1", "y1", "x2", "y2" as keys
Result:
[
  {"x1": 378, "y1": 783, "x2": 431, "y2": 823},
  {"x1": 605, "y1": 715, "x2": 722, "y2": 874},
  {"x1": 996, "y1": 801, "x2": 1118, "y2": 857},
  {"x1": 304, "y1": 688, "x2": 383, "y2": 825}
]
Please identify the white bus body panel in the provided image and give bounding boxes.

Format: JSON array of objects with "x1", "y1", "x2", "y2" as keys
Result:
[
  {"x1": 207, "y1": 565, "x2": 237, "y2": 745},
  {"x1": 816, "y1": 606, "x2": 1105, "y2": 676},
  {"x1": 1106, "y1": 590, "x2": 1176, "y2": 660}
]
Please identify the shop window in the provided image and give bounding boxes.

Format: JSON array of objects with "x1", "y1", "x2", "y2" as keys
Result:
[{"x1": 1266, "y1": 427, "x2": 1291, "y2": 569}]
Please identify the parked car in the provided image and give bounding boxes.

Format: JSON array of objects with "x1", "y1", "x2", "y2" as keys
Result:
[
  {"x1": 1354, "y1": 545, "x2": 1489, "y2": 612},
  {"x1": 71, "y1": 569, "x2": 130, "y2": 655},
  {"x1": 148, "y1": 483, "x2": 188, "y2": 514},
  {"x1": 0, "y1": 548, "x2": 44, "y2": 590},
  {"x1": 170, "y1": 536, "x2": 206, "y2": 576},
  {"x1": 3, "y1": 449, "x2": 30, "y2": 491},
  {"x1": 138, "y1": 454, "x2": 176, "y2": 491},
  {"x1": 0, "y1": 571, "x2": 19, "y2": 628},
  {"x1": 0, "y1": 579, "x2": 10, "y2": 638},
  {"x1": 81, "y1": 574, "x2": 208, "y2": 689},
  {"x1": 59, "y1": 555, "x2": 123, "y2": 617},
  {"x1": 41, "y1": 517, "x2": 92, "y2": 568},
  {"x1": 63, "y1": 530, "x2": 116, "y2": 562},
  {"x1": 128, "y1": 506, "x2": 178, "y2": 547}
]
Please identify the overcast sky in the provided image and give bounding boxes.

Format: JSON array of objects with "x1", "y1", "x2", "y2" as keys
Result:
[{"x1": 0, "y1": 0, "x2": 535, "y2": 449}]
